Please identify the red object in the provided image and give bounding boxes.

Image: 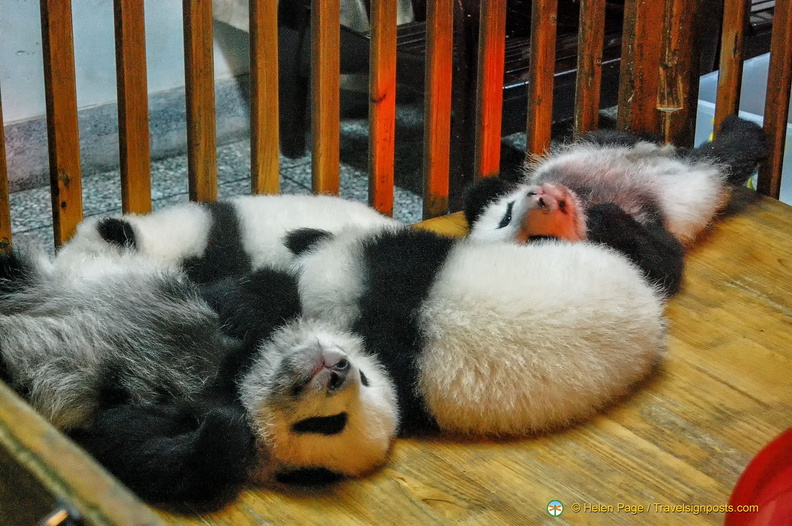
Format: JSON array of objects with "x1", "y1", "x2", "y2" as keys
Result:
[{"x1": 726, "y1": 428, "x2": 792, "y2": 525}]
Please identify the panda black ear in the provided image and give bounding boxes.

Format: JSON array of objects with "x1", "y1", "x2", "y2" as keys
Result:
[
  {"x1": 284, "y1": 228, "x2": 334, "y2": 256},
  {"x1": 97, "y1": 217, "x2": 138, "y2": 249},
  {"x1": 463, "y1": 177, "x2": 516, "y2": 228}
]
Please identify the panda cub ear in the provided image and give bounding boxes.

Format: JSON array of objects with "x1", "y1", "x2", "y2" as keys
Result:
[
  {"x1": 463, "y1": 177, "x2": 519, "y2": 228},
  {"x1": 284, "y1": 228, "x2": 335, "y2": 256}
]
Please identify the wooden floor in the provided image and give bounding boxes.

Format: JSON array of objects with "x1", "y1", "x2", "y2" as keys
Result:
[{"x1": 2, "y1": 189, "x2": 791, "y2": 525}]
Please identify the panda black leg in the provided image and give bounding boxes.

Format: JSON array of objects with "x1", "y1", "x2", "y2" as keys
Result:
[{"x1": 587, "y1": 203, "x2": 685, "y2": 297}]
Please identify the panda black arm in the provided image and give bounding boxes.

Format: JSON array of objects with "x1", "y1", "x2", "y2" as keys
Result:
[
  {"x1": 71, "y1": 400, "x2": 255, "y2": 505},
  {"x1": 586, "y1": 204, "x2": 685, "y2": 297}
]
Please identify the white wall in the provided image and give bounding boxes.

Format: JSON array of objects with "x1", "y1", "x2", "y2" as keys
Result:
[{"x1": 0, "y1": 0, "x2": 250, "y2": 124}]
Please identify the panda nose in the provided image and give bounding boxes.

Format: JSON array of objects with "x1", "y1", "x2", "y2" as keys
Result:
[{"x1": 323, "y1": 348, "x2": 349, "y2": 391}]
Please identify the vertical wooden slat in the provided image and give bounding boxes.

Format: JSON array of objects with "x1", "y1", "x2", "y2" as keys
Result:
[
  {"x1": 473, "y1": 0, "x2": 507, "y2": 178},
  {"x1": 757, "y1": 0, "x2": 792, "y2": 199},
  {"x1": 526, "y1": 0, "x2": 559, "y2": 154},
  {"x1": 0, "y1": 87, "x2": 11, "y2": 252},
  {"x1": 422, "y1": 0, "x2": 454, "y2": 219},
  {"x1": 657, "y1": 0, "x2": 699, "y2": 146},
  {"x1": 40, "y1": 0, "x2": 83, "y2": 247},
  {"x1": 574, "y1": 0, "x2": 606, "y2": 135},
  {"x1": 250, "y1": 0, "x2": 280, "y2": 194},
  {"x1": 183, "y1": 0, "x2": 218, "y2": 202},
  {"x1": 369, "y1": 0, "x2": 398, "y2": 216},
  {"x1": 311, "y1": 0, "x2": 341, "y2": 194},
  {"x1": 114, "y1": 0, "x2": 152, "y2": 214},
  {"x1": 617, "y1": 0, "x2": 665, "y2": 135},
  {"x1": 714, "y1": 0, "x2": 751, "y2": 133}
]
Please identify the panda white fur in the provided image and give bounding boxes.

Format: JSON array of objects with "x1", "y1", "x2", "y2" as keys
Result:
[
  {"x1": 465, "y1": 116, "x2": 768, "y2": 245},
  {"x1": 58, "y1": 193, "x2": 399, "y2": 281},
  {"x1": 0, "y1": 248, "x2": 398, "y2": 502},
  {"x1": 261, "y1": 225, "x2": 667, "y2": 440}
]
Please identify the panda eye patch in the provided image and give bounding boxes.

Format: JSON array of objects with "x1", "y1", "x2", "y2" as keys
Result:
[{"x1": 498, "y1": 201, "x2": 515, "y2": 229}]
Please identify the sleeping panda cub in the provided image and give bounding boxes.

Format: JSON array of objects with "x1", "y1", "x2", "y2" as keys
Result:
[
  {"x1": 58, "y1": 193, "x2": 398, "y2": 282},
  {"x1": 246, "y1": 225, "x2": 669, "y2": 440},
  {"x1": 0, "y1": 249, "x2": 397, "y2": 502},
  {"x1": 464, "y1": 116, "x2": 768, "y2": 295}
]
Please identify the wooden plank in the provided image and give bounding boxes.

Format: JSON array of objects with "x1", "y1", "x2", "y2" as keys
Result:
[
  {"x1": 714, "y1": 0, "x2": 751, "y2": 134},
  {"x1": 0, "y1": 382, "x2": 163, "y2": 525},
  {"x1": 40, "y1": 0, "x2": 83, "y2": 247},
  {"x1": 183, "y1": 0, "x2": 218, "y2": 202},
  {"x1": 0, "y1": 87, "x2": 10, "y2": 253},
  {"x1": 526, "y1": 0, "x2": 559, "y2": 154},
  {"x1": 757, "y1": 0, "x2": 792, "y2": 199},
  {"x1": 114, "y1": 0, "x2": 152, "y2": 214},
  {"x1": 311, "y1": 0, "x2": 341, "y2": 195},
  {"x1": 574, "y1": 0, "x2": 607, "y2": 135},
  {"x1": 617, "y1": 0, "x2": 665, "y2": 135},
  {"x1": 422, "y1": 0, "x2": 454, "y2": 219},
  {"x1": 657, "y1": 0, "x2": 699, "y2": 146},
  {"x1": 368, "y1": 0, "x2": 398, "y2": 216},
  {"x1": 250, "y1": 0, "x2": 280, "y2": 194},
  {"x1": 473, "y1": 0, "x2": 507, "y2": 177}
]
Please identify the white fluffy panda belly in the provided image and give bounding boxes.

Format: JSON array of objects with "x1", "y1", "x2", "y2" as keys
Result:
[
  {"x1": 294, "y1": 228, "x2": 666, "y2": 437},
  {"x1": 416, "y1": 240, "x2": 665, "y2": 435}
]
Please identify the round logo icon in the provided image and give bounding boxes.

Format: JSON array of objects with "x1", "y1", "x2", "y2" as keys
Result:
[{"x1": 547, "y1": 500, "x2": 564, "y2": 517}]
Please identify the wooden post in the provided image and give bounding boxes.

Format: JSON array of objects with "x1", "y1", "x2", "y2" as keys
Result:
[
  {"x1": 713, "y1": 0, "x2": 751, "y2": 133},
  {"x1": 40, "y1": 0, "x2": 83, "y2": 247},
  {"x1": 369, "y1": 0, "x2": 398, "y2": 216},
  {"x1": 422, "y1": 0, "x2": 454, "y2": 218},
  {"x1": 473, "y1": 0, "x2": 507, "y2": 177},
  {"x1": 250, "y1": 0, "x2": 281, "y2": 194},
  {"x1": 183, "y1": 0, "x2": 218, "y2": 202},
  {"x1": 526, "y1": 0, "x2": 559, "y2": 154},
  {"x1": 617, "y1": 0, "x2": 665, "y2": 135},
  {"x1": 658, "y1": 0, "x2": 699, "y2": 146},
  {"x1": 0, "y1": 87, "x2": 10, "y2": 252},
  {"x1": 574, "y1": 0, "x2": 606, "y2": 135},
  {"x1": 311, "y1": 0, "x2": 341, "y2": 194},
  {"x1": 114, "y1": 0, "x2": 152, "y2": 214},
  {"x1": 757, "y1": 0, "x2": 792, "y2": 199}
]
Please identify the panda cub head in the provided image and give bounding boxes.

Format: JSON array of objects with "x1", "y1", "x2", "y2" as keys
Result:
[
  {"x1": 240, "y1": 319, "x2": 399, "y2": 481},
  {"x1": 465, "y1": 177, "x2": 587, "y2": 243}
]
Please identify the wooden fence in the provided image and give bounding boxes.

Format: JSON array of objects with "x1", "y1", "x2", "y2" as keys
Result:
[{"x1": 0, "y1": 0, "x2": 789, "y2": 250}]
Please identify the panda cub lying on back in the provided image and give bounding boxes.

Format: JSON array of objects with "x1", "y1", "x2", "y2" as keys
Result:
[{"x1": 465, "y1": 116, "x2": 768, "y2": 296}]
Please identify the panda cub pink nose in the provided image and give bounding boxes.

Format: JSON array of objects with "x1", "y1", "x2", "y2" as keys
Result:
[{"x1": 322, "y1": 348, "x2": 350, "y2": 391}]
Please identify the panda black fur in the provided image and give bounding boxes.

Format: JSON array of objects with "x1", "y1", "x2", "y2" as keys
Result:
[
  {"x1": 58, "y1": 194, "x2": 398, "y2": 282},
  {"x1": 256, "y1": 225, "x2": 668, "y2": 440},
  {"x1": 0, "y1": 249, "x2": 398, "y2": 503},
  {"x1": 465, "y1": 116, "x2": 767, "y2": 245}
]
